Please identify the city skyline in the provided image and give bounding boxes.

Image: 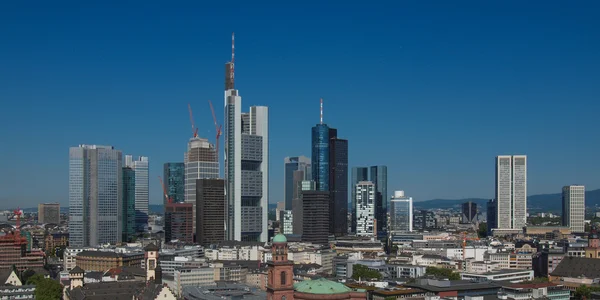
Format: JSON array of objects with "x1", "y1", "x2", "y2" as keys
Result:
[{"x1": 2, "y1": 2, "x2": 600, "y2": 207}]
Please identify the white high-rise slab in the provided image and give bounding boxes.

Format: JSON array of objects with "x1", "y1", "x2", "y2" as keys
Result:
[
  {"x1": 495, "y1": 155, "x2": 527, "y2": 230},
  {"x1": 562, "y1": 185, "x2": 585, "y2": 233},
  {"x1": 355, "y1": 181, "x2": 376, "y2": 236}
]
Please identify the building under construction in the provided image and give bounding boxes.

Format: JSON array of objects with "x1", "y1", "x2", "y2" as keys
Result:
[{"x1": 0, "y1": 232, "x2": 44, "y2": 271}]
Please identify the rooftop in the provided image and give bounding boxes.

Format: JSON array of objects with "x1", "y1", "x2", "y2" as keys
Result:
[{"x1": 294, "y1": 278, "x2": 352, "y2": 295}]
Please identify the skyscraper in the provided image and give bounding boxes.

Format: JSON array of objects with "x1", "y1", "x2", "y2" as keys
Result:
[
  {"x1": 311, "y1": 124, "x2": 330, "y2": 191},
  {"x1": 69, "y1": 145, "x2": 122, "y2": 247},
  {"x1": 284, "y1": 156, "x2": 311, "y2": 210},
  {"x1": 494, "y1": 155, "x2": 527, "y2": 230},
  {"x1": 184, "y1": 137, "x2": 218, "y2": 235},
  {"x1": 163, "y1": 162, "x2": 185, "y2": 204},
  {"x1": 486, "y1": 199, "x2": 497, "y2": 236},
  {"x1": 38, "y1": 203, "x2": 60, "y2": 224},
  {"x1": 122, "y1": 167, "x2": 136, "y2": 242},
  {"x1": 370, "y1": 166, "x2": 387, "y2": 235},
  {"x1": 292, "y1": 180, "x2": 315, "y2": 235},
  {"x1": 329, "y1": 129, "x2": 348, "y2": 237},
  {"x1": 389, "y1": 191, "x2": 413, "y2": 232},
  {"x1": 224, "y1": 36, "x2": 269, "y2": 242},
  {"x1": 562, "y1": 185, "x2": 585, "y2": 233},
  {"x1": 196, "y1": 178, "x2": 226, "y2": 245},
  {"x1": 351, "y1": 167, "x2": 369, "y2": 233},
  {"x1": 301, "y1": 190, "x2": 330, "y2": 245},
  {"x1": 355, "y1": 181, "x2": 375, "y2": 236},
  {"x1": 125, "y1": 155, "x2": 149, "y2": 231},
  {"x1": 461, "y1": 201, "x2": 478, "y2": 224},
  {"x1": 165, "y1": 203, "x2": 193, "y2": 243}
]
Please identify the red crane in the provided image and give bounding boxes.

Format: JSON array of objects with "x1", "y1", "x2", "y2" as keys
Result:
[
  {"x1": 188, "y1": 103, "x2": 199, "y2": 138},
  {"x1": 208, "y1": 100, "x2": 222, "y2": 162},
  {"x1": 13, "y1": 208, "x2": 22, "y2": 235},
  {"x1": 158, "y1": 176, "x2": 173, "y2": 204}
]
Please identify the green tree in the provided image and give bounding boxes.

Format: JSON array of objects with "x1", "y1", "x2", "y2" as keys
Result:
[
  {"x1": 426, "y1": 266, "x2": 461, "y2": 280},
  {"x1": 20, "y1": 269, "x2": 36, "y2": 284},
  {"x1": 478, "y1": 223, "x2": 488, "y2": 238},
  {"x1": 352, "y1": 264, "x2": 382, "y2": 280},
  {"x1": 27, "y1": 274, "x2": 62, "y2": 300}
]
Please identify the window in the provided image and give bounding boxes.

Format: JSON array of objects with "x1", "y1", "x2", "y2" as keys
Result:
[{"x1": 280, "y1": 271, "x2": 286, "y2": 285}]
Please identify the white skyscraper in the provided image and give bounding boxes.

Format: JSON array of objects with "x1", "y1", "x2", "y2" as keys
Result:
[
  {"x1": 125, "y1": 155, "x2": 149, "y2": 231},
  {"x1": 69, "y1": 145, "x2": 122, "y2": 247},
  {"x1": 389, "y1": 190, "x2": 413, "y2": 232},
  {"x1": 224, "y1": 38, "x2": 269, "y2": 242},
  {"x1": 355, "y1": 181, "x2": 375, "y2": 236},
  {"x1": 562, "y1": 185, "x2": 585, "y2": 233},
  {"x1": 495, "y1": 155, "x2": 527, "y2": 230}
]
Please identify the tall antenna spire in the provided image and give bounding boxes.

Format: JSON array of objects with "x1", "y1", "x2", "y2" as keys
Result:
[
  {"x1": 231, "y1": 32, "x2": 235, "y2": 89},
  {"x1": 320, "y1": 98, "x2": 323, "y2": 124}
]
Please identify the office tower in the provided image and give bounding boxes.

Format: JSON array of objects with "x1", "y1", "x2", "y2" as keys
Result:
[
  {"x1": 196, "y1": 178, "x2": 226, "y2": 245},
  {"x1": 495, "y1": 155, "x2": 527, "y2": 230},
  {"x1": 276, "y1": 201, "x2": 285, "y2": 222},
  {"x1": 292, "y1": 180, "x2": 316, "y2": 235},
  {"x1": 487, "y1": 199, "x2": 497, "y2": 236},
  {"x1": 413, "y1": 210, "x2": 437, "y2": 230},
  {"x1": 562, "y1": 185, "x2": 585, "y2": 233},
  {"x1": 351, "y1": 167, "x2": 369, "y2": 233},
  {"x1": 301, "y1": 190, "x2": 330, "y2": 245},
  {"x1": 370, "y1": 166, "x2": 388, "y2": 235},
  {"x1": 163, "y1": 162, "x2": 185, "y2": 204},
  {"x1": 122, "y1": 167, "x2": 136, "y2": 242},
  {"x1": 69, "y1": 145, "x2": 122, "y2": 247},
  {"x1": 355, "y1": 181, "x2": 376, "y2": 236},
  {"x1": 389, "y1": 191, "x2": 413, "y2": 232},
  {"x1": 165, "y1": 203, "x2": 193, "y2": 243},
  {"x1": 125, "y1": 155, "x2": 149, "y2": 231},
  {"x1": 184, "y1": 137, "x2": 219, "y2": 236},
  {"x1": 284, "y1": 156, "x2": 311, "y2": 210},
  {"x1": 224, "y1": 40, "x2": 269, "y2": 241},
  {"x1": 38, "y1": 203, "x2": 60, "y2": 224},
  {"x1": 279, "y1": 210, "x2": 293, "y2": 235},
  {"x1": 311, "y1": 124, "x2": 330, "y2": 191},
  {"x1": 462, "y1": 201, "x2": 478, "y2": 224},
  {"x1": 329, "y1": 129, "x2": 348, "y2": 237}
]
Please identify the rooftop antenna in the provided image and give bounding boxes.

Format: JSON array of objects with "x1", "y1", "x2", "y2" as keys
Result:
[
  {"x1": 231, "y1": 32, "x2": 235, "y2": 89},
  {"x1": 320, "y1": 98, "x2": 323, "y2": 124}
]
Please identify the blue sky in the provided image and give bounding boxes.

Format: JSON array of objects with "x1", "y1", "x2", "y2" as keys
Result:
[{"x1": 1, "y1": 1, "x2": 599, "y2": 208}]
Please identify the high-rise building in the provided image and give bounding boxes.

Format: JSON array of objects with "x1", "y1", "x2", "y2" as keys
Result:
[
  {"x1": 279, "y1": 210, "x2": 293, "y2": 235},
  {"x1": 413, "y1": 210, "x2": 437, "y2": 230},
  {"x1": 389, "y1": 191, "x2": 413, "y2": 232},
  {"x1": 224, "y1": 43, "x2": 269, "y2": 241},
  {"x1": 462, "y1": 201, "x2": 478, "y2": 224},
  {"x1": 275, "y1": 201, "x2": 285, "y2": 222},
  {"x1": 494, "y1": 155, "x2": 527, "y2": 231},
  {"x1": 163, "y1": 162, "x2": 185, "y2": 204},
  {"x1": 355, "y1": 181, "x2": 375, "y2": 236},
  {"x1": 562, "y1": 185, "x2": 585, "y2": 233},
  {"x1": 69, "y1": 145, "x2": 122, "y2": 247},
  {"x1": 184, "y1": 137, "x2": 219, "y2": 236},
  {"x1": 196, "y1": 178, "x2": 226, "y2": 245},
  {"x1": 301, "y1": 190, "x2": 330, "y2": 245},
  {"x1": 370, "y1": 166, "x2": 387, "y2": 235},
  {"x1": 284, "y1": 156, "x2": 311, "y2": 210},
  {"x1": 125, "y1": 155, "x2": 149, "y2": 231},
  {"x1": 38, "y1": 203, "x2": 60, "y2": 224},
  {"x1": 122, "y1": 167, "x2": 136, "y2": 242},
  {"x1": 292, "y1": 180, "x2": 315, "y2": 236},
  {"x1": 165, "y1": 203, "x2": 194, "y2": 243},
  {"x1": 486, "y1": 199, "x2": 497, "y2": 236},
  {"x1": 311, "y1": 124, "x2": 330, "y2": 192},
  {"x1": 329, "y1": 129, "x2": 348, "y2": 237},
  {"x1": 351, "y1": 167, "x2": 369, "y2": 233}
]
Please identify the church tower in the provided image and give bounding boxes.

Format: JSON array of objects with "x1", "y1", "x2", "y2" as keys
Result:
[
  {"x1": 267, "y1": 234, "x2": 295, "y2": 300},
  {"x1": 144, "y1": 243, "x2": 159, "y2": 281}
]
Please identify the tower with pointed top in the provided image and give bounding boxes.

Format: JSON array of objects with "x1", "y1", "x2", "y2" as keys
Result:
[
  {"x1": 144, "y1": 243, "x2": 159, "y2": 281},
  {"x1": 224, "y1": 33, "x2": 269, "y2": 242},
  {"x1": 267, "y1": 234, "x2": 294, "y2": 300}
]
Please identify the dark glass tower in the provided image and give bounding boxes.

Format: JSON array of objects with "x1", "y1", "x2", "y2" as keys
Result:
[
  {"x1": 122, "y1": 167, "x2": 136, "y2": 242},
  {"x1": 164, "y1": 162, "x2": 185, "y2": 204},
  {"x1": 370, "y1": 166, "x2": 388, "y2": 236},
  {"x1": 462, "y1": 201, "x2": 478, "y2": 224},
  {"x1": 329, "y1": 128, "x2": 348, "y2": 237},
  {"x1": 311, "y1": 124, "x2": 330, "y2": 191}
]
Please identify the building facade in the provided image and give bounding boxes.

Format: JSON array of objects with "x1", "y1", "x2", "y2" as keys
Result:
[
  {"x1": 125, "y1": 155, "x2": 149, "y2": 231},
  {"x1": 292, "y1": 180, "x2": 316, "y2": 236},
  {"x1": 462, "y1": 201, "x2": 477, "y2": 224},
  {"x1": 284, "y1": 156, "x2": 311, "y2": 210},
  {"x1": 495, "y1": 155, "x2": 527, "y2": 231},
  {"x1": 69, "y1": 145, "x2": 122, "y2": 247},
  {"x1": 38, "y1": 203, "x2": 60, "y2": 224},
  {"x1": 370, "y1": 166, "x2": 388, "y2": 236},
  {"x1": 165, "y1": 203, "x2": 194, "y2": 243},
  {"x1": 329, "y1": 129, "x2": 348, "y2": 237},
  {"x1": 311, "y1": 124, "x2": 330, "y2": 192},
  {"x1": 196, "y1": 178, "x2": 226, "y2": 245},
  {"x1": 562, "y1": 185, "x2": 585, "y2": 233},
  {"x1": 389, "y1": 191, "x2": 413, "y2": 232},
  {"x1": 355, "y1": 181, "x2": 376, "y2": 236},
  {"x1": 301, "y1": 191, "x2": 330, "y2": 245},
  {"x1": 279, "y1": 210, "x2": 293, "y2": 235},
  {"x1": 122, "y1": 167, "x2": 136, "y2": 242},
  {"x1": 164, "y1": 162, "x2": 185, "y2": 204},
  {"x1": 351, "y1": 167, "x2": 369, "y2": 233}
]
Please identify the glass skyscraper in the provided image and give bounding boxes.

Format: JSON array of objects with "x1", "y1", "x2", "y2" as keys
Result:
[
  {"x1": 125, "y1": 155, "x2": 149, "y2": 232},
  {"x1": 329, "y1": 129, "x2": 348, "y2": 237},
  {"x1": 284, "y1": 156, "x2": 311, "y2": 210},
  {"x1": 164, "y1": 162, "x2": 185, "y2": 204},
  {"x1": 389, "y1": 191, "x2": 413, "y2": 232},
  {"x1": 69, "y1": 145, "x2": 122, "y2": 247},
  {"x1": 311, "y1": 124, "x2": 330, "y2": 191},
  {"x1": 122, "y1": 167, "x2": 136, "y2": 242},
  {"x1": 370, "y1": 165, "x2": 388, "y2": 235}
]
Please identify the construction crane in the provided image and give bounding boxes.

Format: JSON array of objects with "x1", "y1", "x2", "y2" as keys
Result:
[
  {"x1": 188, "y1": 103, "x2": 199, "y2": 138},
  {"x1": 462, "y1": 231, "x2": 480, "y2": 260},
  {"x1": 13, "y1": 208, "x2": 22, "y2": 235},
  {"x1": 208, "y1": 100, "x2": 222, "y2": 162},
  {"x1": 158, "y1": 176, "x2": 173, "y2": 204}
]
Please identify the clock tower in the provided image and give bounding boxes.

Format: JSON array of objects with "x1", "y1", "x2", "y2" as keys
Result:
[
  {"x1": 144, "y1": 243, "x2": 159, "y2": 282},
  {"x1": 267, "y1": 234, "x2": 295, "y2": 300}
]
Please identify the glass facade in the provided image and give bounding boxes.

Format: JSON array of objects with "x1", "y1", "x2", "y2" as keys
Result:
[
  {"x1": 122, "y1": 167, "x2": 136, "y2": 242},
  {"x1": 311, "y1": 124, "x2": 330, "y2": 191},
  {"x1": 370, "y1": 165, "x2": 388, "y2": 235},
  {"x1": 164, "y1": 162, "x2": 185, "y2": 204},
  {"x1": 390, "y1": 194, "x2": 413, "y2": 232},
  {"x1": 284, "y1": 156, "x2": 311, "y2": 210},
  {"x1": 329, "y1": 136, "x2": 348, "y2": 237}
]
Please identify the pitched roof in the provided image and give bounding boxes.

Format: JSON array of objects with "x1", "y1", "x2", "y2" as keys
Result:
[
  {"x1": 0, "y1": 270, "x2": 16, "y2": 285},
  {"x1": 551, "y1": 256, "x2": 600, "y2": 278},
  {"x1": 144, "y1": 243, "x2": 159, "y2": 252},
  {"x1": 69, "y1": 266, "x2": 85, "y2": 275}
]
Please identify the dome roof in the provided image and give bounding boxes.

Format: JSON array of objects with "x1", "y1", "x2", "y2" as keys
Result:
[
  {"x1": 294, "y1": 278, "x2": 352, "y2": 295},
  {"x1": 273, "y1": 234, "x2": 287, "y2": 243}
]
